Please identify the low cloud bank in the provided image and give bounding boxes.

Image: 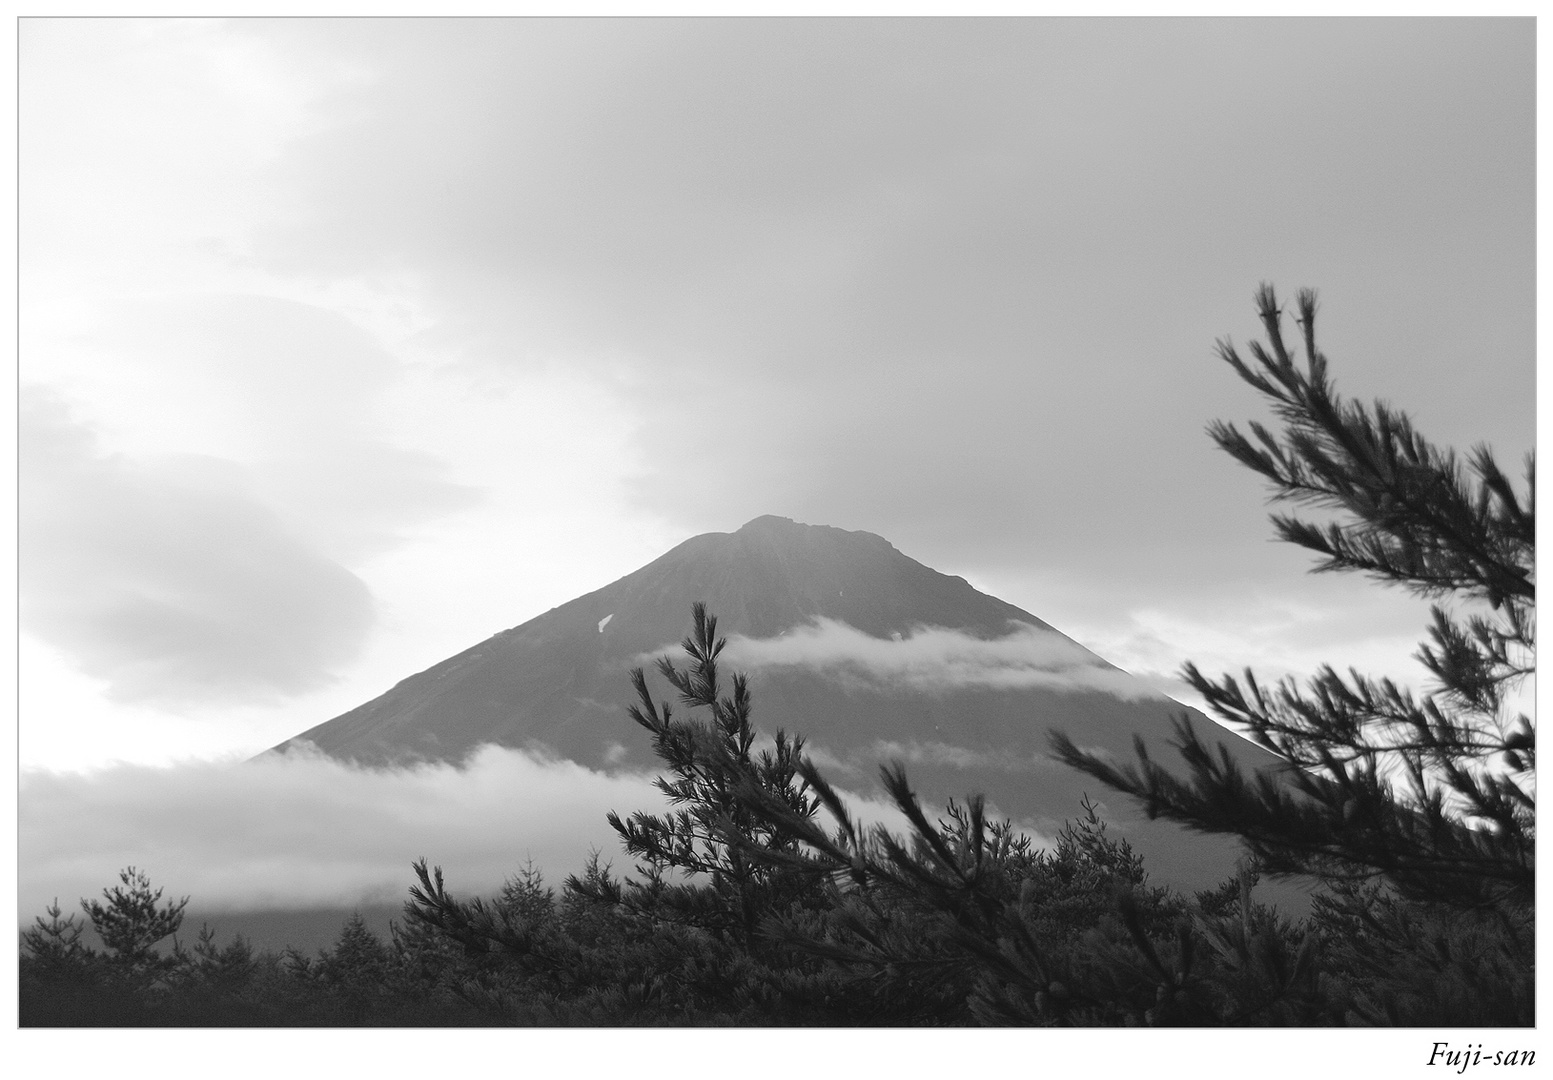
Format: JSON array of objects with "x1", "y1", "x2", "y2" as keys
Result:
[
  {"x1": 723, "y1": 618, "x2": 1164, "y2": 701},
  {"x1": 18, "y1": 744, "x2": 923, "y2": 920},
  {"x1": 19, "y1": 745, "x2": 664, "y2": 918}
]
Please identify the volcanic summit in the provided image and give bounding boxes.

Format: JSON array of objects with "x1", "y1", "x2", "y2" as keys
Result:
[{"x1": 274, "y1": 515, "x2": 1287, "y2": 890}]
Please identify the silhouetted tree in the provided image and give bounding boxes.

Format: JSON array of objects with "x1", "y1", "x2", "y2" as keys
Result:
[
  {"x1": 20, "y1": 900, "x2": 88, "y2": 980},
  {"x1": 20, "y1": 867, "x2": 188, "y2": 1023},
  {"x1": 81, "y1": 866, "x2": 189, "y2": 993},
  {"x1": 1049, "y1": 285, "x2": 1533, "y2": 1022},
  {"x1": 571, "y1": 601, "x2": 826, "y2": 944},
  {"x1": 735, "y1": 753, "x2": 1327, "y2": 1025},
  {"x1": 1052, "y1": 285, "x2": 1533, "y2": 909}
]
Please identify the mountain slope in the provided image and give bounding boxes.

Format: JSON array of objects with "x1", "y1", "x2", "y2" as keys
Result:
[
  {"x1": 274, "y1": 515, "x2": 1291, "y2": 893},
  {"x1": 279, "y1": 515, "x2": 1067, "y2": 764}
]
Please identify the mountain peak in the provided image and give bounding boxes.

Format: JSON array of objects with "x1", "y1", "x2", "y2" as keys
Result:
[
  {"x1": 729, "y1": 514, "x2": 895, "y2": 553},
  {"x1": 736, "y1": 514, "x2": 800, "y2": 531},
  {"x1": 270, "y1": 515, "x2": 1286, "y2": 893},
  {"x1": 733, "y1": 514, "x2": 881, "y2": 542}
]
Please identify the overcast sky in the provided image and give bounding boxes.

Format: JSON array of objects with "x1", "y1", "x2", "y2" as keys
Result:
[{"x1": 15, "y1": 18, "x2": 1537, "y2": 919}]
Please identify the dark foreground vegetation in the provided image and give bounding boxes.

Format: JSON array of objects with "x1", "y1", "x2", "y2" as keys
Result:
[{"x1": 22, "y1": 288, "x2": 1531, "y2": 1026}]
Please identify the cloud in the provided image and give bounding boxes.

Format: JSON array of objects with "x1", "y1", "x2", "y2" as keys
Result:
[
  {"x1": 866, "y1": 740, "x2": 1057, "y2": 774},
  {"x1": 59, "y1": 292, "x2": 484, "y2": 564},
  {"x1": 18, "y1": 746, "x2": 654, "y2": 916},
  {"x1": 236, "y1": 19, "x2": 1533, "y2": 605},
  {"x1": 17, "y1": 744, "x2": 923, "y2": 918},
  {"x1": 19, "y1": 290, "x2": 484, "y2": 713},
  {"x1": 1063, "y1": 599, "x2": 1448, "y2": 716},
  {"x1": 721, "y1": 618, "x2": 1165, "y2": 701},
  {"x1": 742, "y1": 733, "x2": 1057, "y2": 846},
  {"x1": 20, "y1": 388, "x2": 374, "y2": 705}
]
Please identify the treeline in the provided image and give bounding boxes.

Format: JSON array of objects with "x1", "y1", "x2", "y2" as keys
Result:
[
  {"x1": 20, "y1": 287, "x2": 1533, "y2": 1026},
  {"x1": 17, "y1": 769, "x2": 1529, "y2": 1026},
  {"x1": 22, "y1": 876, "x2": 471, "y2": 1026}
]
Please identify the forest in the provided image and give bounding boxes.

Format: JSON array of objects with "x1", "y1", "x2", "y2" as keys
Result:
[{"x1": 19, "y1": 288, "x2": 1533, "y2": 1027}]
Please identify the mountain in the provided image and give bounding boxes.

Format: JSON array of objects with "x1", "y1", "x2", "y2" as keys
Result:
[{"x1": 273, "y1": 515, "x2": 1292, "y2": 894}]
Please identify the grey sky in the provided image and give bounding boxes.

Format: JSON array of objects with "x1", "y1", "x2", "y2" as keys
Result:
[
  {"x1": 254, "y1": 17, "x2": 1534, "y2": 598},
  {"x1": 19, "y1": 17, "x2": 1535, "y2": 769}
]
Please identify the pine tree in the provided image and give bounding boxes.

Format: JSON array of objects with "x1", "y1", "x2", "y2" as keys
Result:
[
  {"x1": 186, "y1": 924, "x2": 258, "y2": 993},
  {"x1": 734, "y1": 752, "x2": 1328, "y2": 1025},
  {"x1": 310, "y1": 912, "x2": 395, "y2": 1018},
  {"x1": 1052, "y1": 285, "x2": 1533, "y2": 909},
  {"x1": 572, "y1": 601, "x2": 826, "y2": 943},
  {"x1": 80, "y1": 866, "x2": 190, "y2": 993},
  {"x1": 403, "y1": 606, "x2": 834, "y2": 1022},
  {"x1": 21, "y1": 900, "x2": 88, "y2": 977},
  {"x1": 1047, "y1": 286, "x2": 1533, "y2": 1021}
]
